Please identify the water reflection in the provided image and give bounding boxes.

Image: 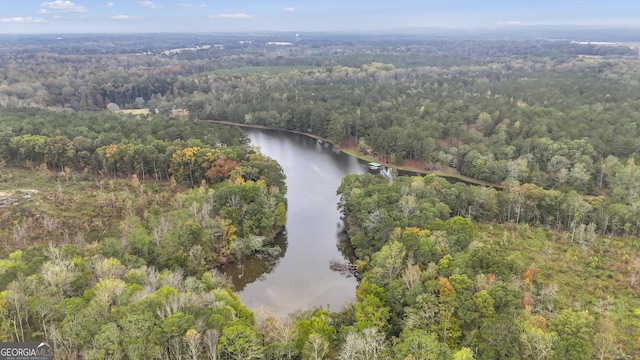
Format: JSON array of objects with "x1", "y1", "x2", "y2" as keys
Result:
[
  {"x1": 222, "y1": 128, "x2": 366, "y2": 316},
  {"x1": 222, "y1": 232, "x2": 288, "y2": 291},
  {"x1": 335, "y1": 226, "x2": 357, "y2": 265}
]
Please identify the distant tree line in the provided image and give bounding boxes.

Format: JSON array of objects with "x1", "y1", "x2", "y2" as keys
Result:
[{"x1": 3, "y1": 36, "x2": 640, "y2": 199}]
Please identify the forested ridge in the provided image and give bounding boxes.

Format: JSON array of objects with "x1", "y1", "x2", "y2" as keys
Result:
[{"x1": 2, "y1": 33, "x2": 640, "y2": 359}]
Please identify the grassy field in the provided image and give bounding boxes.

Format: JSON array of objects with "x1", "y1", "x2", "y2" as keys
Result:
[
  {"x1": 0, "y1": 168, "x2": 164, "y2": 251},
  {"x1": 120, "y1": 108, "x2": 189, "y2": 119},
  {"x1": 120, "y1": 108, "x2": 150, "y2": 115}
]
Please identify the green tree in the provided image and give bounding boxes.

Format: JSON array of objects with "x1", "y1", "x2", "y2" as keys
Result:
[
  {"x1": 151, "y1": 311, "x2": 196, "y2": 358},
  {"x1": 454, "y1": 347, "x2": 475, "y2": 360},
  {"x1": 218, "y1": 322, "x2": 264, "y2": 360},
  {"x1": 445, "y1": 216, "x2": 476, "y2": 251},
  {"x1": 293, "y1": 309, "x2": 336, "y2": 354},
  {"x1": 474, "y1": 314, "x2": 521, "y2": 360},
  {"x1": 549, "y1": 310, "x2": 594, "y2": 360},
  {"x1": 393, "y1": 329, "x2": 451, "y2": 360},
  {"x1": 365, "y1": 240, "x2": 406, "y2": 287},
  {"x1": 116, "y1": 310, "x2": 157, "y2": 360},
  {"x1": 87, "y1": 323, "x2": 124, "y2": 360},
  {"x1": 520, "y1": 322, "x2": 556, "y2": 360}
]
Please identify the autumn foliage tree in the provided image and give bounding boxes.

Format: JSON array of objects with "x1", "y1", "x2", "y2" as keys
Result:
[{"x1": 205, "y1": 153, "x2": 239, "y2": 183}]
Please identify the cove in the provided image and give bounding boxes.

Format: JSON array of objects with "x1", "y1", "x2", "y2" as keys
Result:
[{"x1": 222, "y1": 128, "x2": 369, "y2": 316}]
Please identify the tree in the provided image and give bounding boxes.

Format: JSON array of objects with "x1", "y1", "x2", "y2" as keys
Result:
[
  {"x1": 184, "y1": 329, "x2": 202, "y2": 360},
  {"x1": 169, "y1": 147, "x2": 201, "y2": 186},
  {"x1": 218, "y1": 322, "x2": 263, "y2": 360},
  {"x1": 474, "y1": 314, "x2": 521, "y2": 360},
  {"x1": 355, "y1": 293, "x2": 390, "y2": 332},
  {"x1": 399, "y1": 194, "x2": 418, "y2": 220},
  {"x1": 255, "y1": 306, "x2": 296, "y2": 359},
  {"x1": 275, "y1": 202, "x2": 287, "y2": 228},
  {"x1": 293, "y1": 309, "x2": 336, "y2": 354},
  {"x1": 87, "y1": 323, "x2": 124, "y2": 360},
  {"x1": 106, "y1": 103, "x2": 121, "y2": 112},
  {"x1": 393, "y1": 329, "x2": 450, "y2": 360},
  {"x1": 472, "y1": 290, "x2": 496, "y2": 320},
  {"x1": 488, "y1": 282, "x2": 521, "y2": 315},
  {"x1": 10, "y1": 134, "x2": 47, "y2": 164},
  {"x1": 445, "y1": 216, "x2": 476, "y2": 251},
  {"x1": 203, "y1": 329, "x2": 220, "y2": 360},
  {"x1": 302, "y1": 333, "x2": 329, "y2": 360},
  {"x1": 205, "y1": 153, "x2": 239, "y2": 183},
  {"x1": 44, "y1": 136, "x2": 74, "y2": 170},
  {"x1": 454, "y1": 347, "x2": 475, "y2": 360},
  {"x1": 117, "y1": 311, "x2": 157, "y2": 360},
  {"x1": 365, "y1": 240, "x2": 406, "y2": 286},
  {"x1": 152, "y1": 311, "x2": 196, "y2": 358},
  {"x1": 520, "y1": 322, "x2": 556, "y2": 360},
  {"x1": 404, "y1": 293, "x2": 440, "y2": 330},
  {"x1": 243, "y1": 153, "x2": 287, "y2": 194},
  {"x1": 339, "y1": 328, "x2": 388, "y2": 360},
  {"x1": 549, "y1": 310, "x2": 594, "y2": 360},
  {"x1": 2, "y1": 281, "x2": 28, "y2": 342}
]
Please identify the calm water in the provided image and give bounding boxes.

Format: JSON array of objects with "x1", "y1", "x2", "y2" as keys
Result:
[{"x1": 223, "y1": 128, "x2": 369, "y2": 316}]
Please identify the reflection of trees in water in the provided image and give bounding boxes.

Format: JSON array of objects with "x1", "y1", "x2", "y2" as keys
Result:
[
  {"x1": 336, "y1": 222, "x2": 356, "y2": 262},
  {"x1": 221, "y1": 231, "x2": 288, "y2": 291},
  {"x1": 331, "y1": 218, "x2": 359, "y2": 278}
]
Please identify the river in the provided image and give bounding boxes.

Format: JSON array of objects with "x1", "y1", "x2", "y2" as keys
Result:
[{"x1": 223, "y1": 128, "x2": 369, "y2": 317}]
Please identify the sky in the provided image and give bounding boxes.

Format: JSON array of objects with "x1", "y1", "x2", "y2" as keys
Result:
[{"x1": 0, "y1": 0, "x2": 639, "y2": 34}]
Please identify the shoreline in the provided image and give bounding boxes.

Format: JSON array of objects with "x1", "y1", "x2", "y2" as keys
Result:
[{"x1": 201, "y1": 119, "x2": 503, "y2": 189}]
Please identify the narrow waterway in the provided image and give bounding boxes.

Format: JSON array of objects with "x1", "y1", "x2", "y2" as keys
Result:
[{"x1": 223, "y1": 128, "x2": 369, "y2": 316}]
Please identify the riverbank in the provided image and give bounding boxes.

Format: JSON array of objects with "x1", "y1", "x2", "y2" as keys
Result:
[
  {"x1": 202, "y1": 119, "x2": 504, "y2": 189},
  {"x1": 219, "y1": 126, "x2": 360, "y2": 316}
]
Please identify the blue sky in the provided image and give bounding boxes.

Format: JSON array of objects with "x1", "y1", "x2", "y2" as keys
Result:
[{"x1": 0, "y1": 0, "x2": 639, "y2": 34}]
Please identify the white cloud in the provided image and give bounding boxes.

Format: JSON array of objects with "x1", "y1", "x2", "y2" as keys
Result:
[
  {"x1": 176, "y1": 3, "x2": 207, "y2": 8},
  {"x1": 52, "y1": 15, "x2": 88, "y2": 20},
  {"x1": 283, "y1": 7, "x2": 295, "y2": 12},
  {"x1": 495, "y1": 20, "x2": 524, "y2": 26},
  {"x1": 137, "y1": 1, "x2": 164, "y2": 9},
  {"x1": 0, "y1": 17, "x2": 47, "y2": 23},
  {"x1": 208, "y1": 13, "x2": 258, "y2": 19},
  {"x1": 111, "y1": 15, "x2": 143, "y2": 20},
  {"x1": 40, "y1": 0, "x2": 87, "y2": 13},
  {"x1": 106, "y1": 2, "x2": 115, "y2": 6}
]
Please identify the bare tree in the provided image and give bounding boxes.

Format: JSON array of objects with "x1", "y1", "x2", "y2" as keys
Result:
[
  {"x1": 184, "y1": 329, "x2": 202, "y2": 360},
  {"x1": 399, "y1": 194, "x2": 417, "y2": 220},
  {"x1": 303, "y1": 334, "x2": 329, "y2": 360},
  {"x1": 203, "y1": 329, "x2": 219, "y2": 360}
]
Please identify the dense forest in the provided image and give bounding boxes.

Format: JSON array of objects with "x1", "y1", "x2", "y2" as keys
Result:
[
  {"x1": 0, "y1": 109, "x2": 291, "y2": 359},
  {"x1": 336, "y1": 173, "x2": 639, "y2": 359},
  {"x1": 2, "y1": 32, "x2": 640, "y2": 358},
  {"x1": 4, "y1": 33, "x2": 640, "y2": 197}
]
